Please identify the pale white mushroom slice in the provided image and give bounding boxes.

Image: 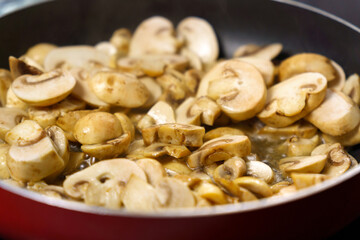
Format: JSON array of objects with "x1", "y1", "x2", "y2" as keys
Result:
[
  {"x1": 285, "y1": 135, "x2": 320, "y2": 157},
  {"x1": 233, "y1": 44, "x2": 261, "y2": 58},
  {"x1": 27, "y1": 181, "x2": 67, "y2": 199},
  {"x1": 89, "y1": 71, "x2": 149, "y2": 108},
  {"x1": 213, "y1": 157, "x2": 247, "y2": 181},
  {"x1": 291, "y1": 173, "x2": 330, "y2": 189},
  {"x1": 114, "y1": 112, "x2": 135, "y2": 141},
  {"x1": 0, "y1": 69, "x2": 12, "y2": 107},
  {"x1": 95, "y1": 41, "x2": 118, "y2": 68},
  {"x1": 187, "y1": 135, "x2": 251, "y2": 168},
  {"x1": 162, "y1": 158, "x2": 192, "y2": 176},
  {"x1": 129, "y1": 16, "x2": 178, "y2": 57},
  {"x1": 25, "y1": 43, "x2": 57, "y2": 66},
  {"x1": 6, "y1": 121, "x2": 64, "y2": 182},
  {"x1": 184, "y1": 69, "x2": 202, "y2": 95},
  {"x1": 328, "y1": 61, "x2": 345, "y2": 91},
  {"x1": 233, "y1": 177, "x2": 273, "y2": 198},
  {"x1": 63, "y1": 159, "x2": 146, "y2": 208},
  {"x1": 273, "y1": 184, "x2": 297, "y2": 197},
  {"x1": 193, "y1": 181, "x2": 228, "y2": 204},
  {"x1": 110, "y1": 28, "x2": 131, "y2": 56},
  {"x1": 44, "y1": 46, "x2": 110, "y2": 71},
  {"x1": 11, "y1": 70, "x2": 76, "y2": 107},
  {"x1": 214, "y1": 178, "x2": 258, "y2": 202},
  {"x1": 5, "y1": 87, "x2": 27, "y2": 110},
  {"x1": 122, "y1": 175, "x2": 161, "y2": 211},
  {"x1": 136, "y1": 158, "x2": 166, "y2": 186},
  {"x1": 139, "y1": 77, "x2": 162, "y2": 108},
  {"x1": 0, "y1": 107, "x2": 27, "y2": 140},
  {"x1": 279, "y1": 155, "x2": 327, "y2": 174},
  {"x1": 258, "y1": 121, "x2": 318, "y2": 138},
  {"x1": 203, "y1": 127, "x2": 245, "y2": 142},
  {"x1": 246, "y1": 161, "x2": 274, "y2": 183},
  {"x1": 175, "y1": 97, "x2": 200, "y2": 125},
  {"x1": 198, "y1": 59, "x2": 266, "y2": 121},
  {"x1": 234, "y1": 43, "x2": 283, "y2": 60},
  {"x1": 9, "y1": 56, "x2": 43, "y2": 79},
  {"x1": 237, "y1": 56, "x2": 275, "y2": 87},
  {"x1": 177, "y1": 17, "x2": 219, "y2": 65},
  {"x1": 0, "y1": 144, "x2": 10, "y2": 179},
  {"x1": 278, "y1": 53, "x2": 337, "y2": 82},
  {"x1": 322, "y1": 124, "x2": 360, "y2": 147},
  {"x1": 155, "y1": 177, "x2": 195, "y2": 208},
  {"x1": 305, "y1": 89, "x2": 360, "y2": 136},
  {"x1": 270, "y1": 181, "x2": 291, "y2": 194},
  {"x1": 342, "y1": 73, "x2": 360, "y2": 105},
  {"x1": 147, "y1": 101, "x2": 175, "y2": 124},
  {"x1": 74, "y1": 112, "x2": 123, "y2": 145},
  {"x1": 180, "y1": 48, "x2": 203, "y2": 70},
  {"x1": 63, "y1": 152, "x2": 85, "y2": 175},
  {"x1": 143, "y1": 143, "x2": 191, "y2": 159},
  {"x1": 142, "y1": 123, "x2": 205, "y2": 147},
  {"x1": 257, "y1": 72, "x2": 327, "y2": 127}
]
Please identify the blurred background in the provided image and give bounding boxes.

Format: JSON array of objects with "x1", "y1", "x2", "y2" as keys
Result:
[{"x1": 0, "y1": 0, "x2": 359, "y2": 239}]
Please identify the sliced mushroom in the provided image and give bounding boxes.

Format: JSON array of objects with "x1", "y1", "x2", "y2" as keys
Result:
[
  {"x1": 273, "y1": 184, "x2": 297, "y2": 197},
  {"x1": 0, "y1": 107, "x2": 27, "y2": 140},
  {"x1": 328, "y1": 61, "x2": 346, "y2": 90},
  {"x1": 95, "y1": 41, "x2": 118, "y2": 68},
  {"x1": 233, "y1": 177, "x2": 273, "y2": 198},
  {"x1": 177, "y1": 17, "x2": 219, "y2": 65},
  {"x1": 0, "y1": 144, "x2": 10, "y2": 179},
  {"x1": 11, "y1": 69, "x2": 76, "y2": 107},
  {"x1": 6, "y1": 120, "x2": 64, "y2": 182},
  {"x1": 180, "y1": 48, "x2": 203, "y2": 70},
  {"x1": 233, "y1": 43, "x2": 282, "y2": 60},
  {"x1": 0, "y1": 69, "x2": 12, "y2": 107},
  {"x1": 155, "y1": 177, "x2": 195, "y2": 208},
  {"x1": 342, "y1": 73, "x2": 360, "y2": 105},
  {"x1": 25, "y1": 43, "x2": 57, "y2": 66},
  {"x1": 109, "y1": 28, "x2": 131, "y2": 57},
  {"x1": 270, "y1": 181, "x2": 291, "y2": 194},
  {"x1": 46, "y1": 125, "x2": 69, "y2": 167},
  {"x1": 193, "y1": 181, "x2": 228, "y2": 204},
  {"x1": 63, "y1": 152, "x2": 85, "y2": 175},
  {"x1": 162, "y1": 158, "x2": 192, "y2": 176},
  {"x1": 257, "y1": 72, "x2": 327, "y2": 127},
  {"x1": 285, "y1": 134, "x2": 320, "y2": 157},
  {"x1": 305, "y1": 89, "x2": 360, "y2": 136},
  {"x1": 114, "y1": 112, "x2": 135, "y2": 141},
  {"x1": 187, "y1": 135, "x2": 251, "y2": 168},
  {"x1": 213, "y1": 157, "x2": 246, "y2": 180},
  {"x1": 9, "y1": 56, "x2": 43, "y2": 79},
  {"x1": 5, "y1": 87, "x2": 27, "y2": 109},
  {"x1": 322, "y1": 123, "x2": 360, "y2": 147},
  {"x1": 258, "y1": 121, "x2": 318, "y2": 138},
  {"x1": 175, "y1": 97, "x2": 200, "y2": 125},
  {"x1": 214, "y1": 178, "x2": 258, "y2": 202},
  {"x1": 279, "y1": 155, "x2": 327, "y2": 174},
  {"x1": 184, "y1": 69, "x2": 202, "y2": 95},
  {"x1": 204, "y1": 127, "x2": 245, "y2": 142},
  {"x1": 142, "y1": 123, "x2": 205, "y2": 147},
  {"x1": 44, "y1": 46, "x2": 110, "y2": 71},
  {"x1": 143, "y1": 143, "x2": 191, "y2": 159},
  {"x1": 200, "y1": 59, "x2": 266, "y2": 121},
  {"x1": 139, "y1": 77, "x2": 162, "y2": 108},
  {"x1": 136, "y1": 158, "x2": 166, "y2": 186},
  {"x1": 237, "y1": 56, "x2": 275, "y2": 87},
  {"x1": 278, "y1": 53, "x2": 337, "y2": 82},
  {"x1": 63, "y1": 159, "x2": 146, "y2": 208},
  {"x1": 291, "y1": 173, "x2": 330, "y2": 189},
  {"x1": 89, "y1": 71, "x2": 149, "y2": 108},
  {"x1": 27, "y1": 181, "x2": 67, "y2": 199},
  {"x1": 233, "y1": 44, "x2": 261, "y2": 58},
  {"x1": 246, "y1": 161, "x2": 274, "y2": 183},
  {"x1": 122, "y1": 175, "x2": 160, "y2": 211},
  {"x1": 147, "y1": 101, "x2": 175, "y2": 124},
  {"x1": 129, "y1": 16, "x2": 178, "y2": 57},
  {"x1": 126, "y1": 139, "x2": 146, "y2": 160}
]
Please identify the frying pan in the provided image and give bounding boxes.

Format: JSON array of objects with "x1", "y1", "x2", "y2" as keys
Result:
[{"x1": 1, "y1": 0, "x2": 360, "y2": 239}]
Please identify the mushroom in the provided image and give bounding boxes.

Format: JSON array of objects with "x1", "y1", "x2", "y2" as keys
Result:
[
  {"x1": 136, "y1": 158, "x2": 166, "y2": 186},
  {"x1": 139, "y1": 77, "x2": 162, "y2": 108},
  {"x1": 155, "y1": 177, "x2": 195, "y2": 208},
  {"x1": 198, "y1": 59, "x2": 266, "y2": 121},
  {"x1": 25, "y1": 43, "x2": 57, "y2": 66},
  {"x1": 187, "y1": 135, "x2": 251, "y2": 168},
  {"x1": 233, "y1": 43, "x2": 282, "y2": 60},
  {"x1": 114, "y1": 112, "x2": 135, "y2": 141},
  {"x1": 193, "y1": 181, "x2": 228, "y2": 204},
  {"x1": 246, "y1": 161, "x2": 274, "y2": 183},
  {"x1": 143, "y1": 143, "x2": 191, "y2": 159},
  {"x1": 305, "y1": 89, "x2": 360, "y2": 136},
  {"x1": 46, "y1": 125, "x2": 70, "y2": 168},
  {"x1": 177, "y1": 17, "x2": 219, "y2": 65},
  {"x1": 6, "y1": 120, "x2": 65, "y2": 182},
  {"x1": 11, "y1": 69, "x2": 76, "y2": 107},
  {"x1": 126, "y1": 139, "x2": 147, "y2": 159},
  {"x1": 180, "y1": 48, "x2": 203, "y2": 71},
  {"x1": 278, "y1": 155, "x2": 327, "y2": 174},
  {"x1": 273, "y1": 185, "x2": 297, "y2": 197},
  {"x1": 109, "y1": 28, "x2": 131, "y2": 57},
  {"x1": 322, "y1": 123, "x2": 360, "y2": 147},
  {"x1": 44, "y1": 46, "x2": 110, "y2": 71},
  {"x1": 257, "y1": 72, "x2": 327, "y2": 127},
  {"x1": 278, "y1": 53, "x2": 337, "y2": 82},
  {"x1": 5, "y1": 87, "x2": 27, "y2": 110},
  {"x1": 142, "y1": 123, "x2": 205, "y2": 147},
  {"x1": 27, "y1": 181, "x2": 67, "y2": 199},
  {"x1": 270, "y1": 181, "x2": 291, "y2": 194},
  {"x1": 122, "y1": 175, "x2": 160, "y2": 211},
  {"x1": 285, "y1": 134, "x2": 320, "y2": 157},
  {"x1": 63, "y1": 159, "x2": 146, "y2": 208},
  {"x1": 214, "y1": 178, "x2": 258, "y2": 202},
  {"x1": 203, "y1": 127, "x2": 245, "y2": 142},
  {"x1": 0, "y1": 144, "x2": 10, "y2": 179},
  {"x1": 147, "y1": 101, "x2": 176, "y2": 124},
  {"x1": 0, "y1": 107, "x2": 27, "y2": 140},
  {"x1": 291, "y1": 173, "x2": 330, "y2": 189},
  {"x1": 184, "y1": 69, "x2": 202, "y2": 95},
  {"x1": 213, "y1": 157, "x2": 247, "y2": 180},
  {"x1": 89, "y1": 71, "x2": 149, "y2": 108},
  {"x1": 162, "y1": 158, "x2": 192, "y2": 176},
  {"x1": 233, "y1": 176, "x2": 273, "y2": 198},
  {"x1": 237, "y1": 56, "x2": 275, "y2": 87},
  {"x1": 327, "y1": 60, "x2": 345, "y2": 91},
  {"x1": 129, "y1": 16, "x2": 178, "y2": 57},
  {"x1": 95, "y1": 41, "x2": 119, "y2": 68},
  {"x1": 258, "y1": 121, "x2": 318, "y2": 138},
  {"x1": 0, "y1": 69, "x2": 12, "y2": 107},
  {"x1": 9, "y1": 56, "x2": 43, "y2": 79},
  {"x1": 63, "y1": 152, "x2": 85, "y2": 175},
  {"x1": 342, "y1": 73, "x2": 360, "y2": 105},
  {"x1": 176, "y1": 96, "x2": 220, "y2": 126}
]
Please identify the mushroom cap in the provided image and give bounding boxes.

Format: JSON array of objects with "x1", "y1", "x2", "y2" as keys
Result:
[
  {"x1": 257, "y1": 72, "x2": 327, "y2": 127},
  {"x1": 136, "y1": 158, "x2": 166, "y2": 186},
  {"x1": 9, "y1": 56, "x2": 43, "y2": 79},
  {"x1": 139, "y1": 77, "x2": 162, "y2": 108},
  {"x1": 44, "y1": 46, "x2": 110, "y2": 71},
  {"x1": 11, "y1": 70, "x2": 76, "y2": 107},
  {"x1": 305, "y1": 89, "x2": 360, "y2": 136},
  {"x1": 198, "y1": 59, "x2": 266, "y2": 121},
  {"x1": 0, "y1": 107, "x2": 27, "y2": 140},
  {"x1": 147, "y1": 101, "x2": 176, "y2": 125},
  {"x1": 74, "y1": 112, "x2": 123, "y2": 145},
  {"x1": 5, "y1": 120, "x2": 45, "y2": 146},
  {"x1": 89, "y1": 71, "x2": 149, "y2": 108},
  {"x1": 327, "y1": 60, "x2": 345, "y2": 90},
  {"x1": 25, "y1": 43, "x2": 57, "y2": 66},
  {"x1": 246, "y1": 161, "x2": 274, "y2": 183},
  {"x1": 342, "y1": 73, "x2": 360, "y2": 105},
  {"x1": 129, "y1": 16, "x2": 178, "y2": 57},
  {"x1": 237, "y1": 56, "x2": 275, "y2": 87},
  {"x1": 177, "y1": 17, "x2": 219, "y2": 64},
  {"x1": 279, "y1": 155, "x2": 327, "y2": 174},
  {"x1": 291, "y1": 173, "x2": 329, "y2": 189}
]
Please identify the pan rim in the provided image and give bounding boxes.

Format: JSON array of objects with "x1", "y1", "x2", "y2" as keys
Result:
[{"x1": 1, "y1": 0, "x2": 360, "y2": 218}]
